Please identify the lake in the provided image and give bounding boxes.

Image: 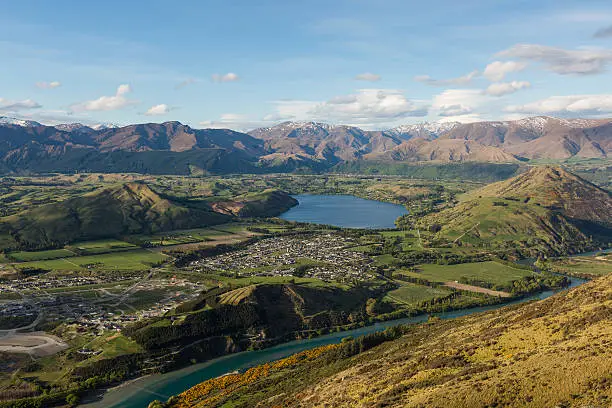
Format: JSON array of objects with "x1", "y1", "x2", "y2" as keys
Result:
[
  {"x1": 83, "y1": 275, "x2": 586, "y2": 408},
  {"x1": 279, "y1": 194, "x2": 408, "y2": 229}
]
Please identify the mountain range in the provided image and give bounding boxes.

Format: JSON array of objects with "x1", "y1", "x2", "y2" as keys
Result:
[{"x1": 0, "y1": 116, "x2": 610, "y2": 175}]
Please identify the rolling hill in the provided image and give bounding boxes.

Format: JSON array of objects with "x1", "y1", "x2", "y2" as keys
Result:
[
  {"x1": 0, "y1": 182, "x2": 231, "y2": 249},
  {"x1": 419, "y1": 166, "x2": 612, "y2": 256},
  {"x1": 0, "y1": 183, "x2": 296, "y2": 250}
]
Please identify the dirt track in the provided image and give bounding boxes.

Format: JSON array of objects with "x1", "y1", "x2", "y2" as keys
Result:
[{"x1": 444, "y1": 281, "x2": 511, "y2": 297}]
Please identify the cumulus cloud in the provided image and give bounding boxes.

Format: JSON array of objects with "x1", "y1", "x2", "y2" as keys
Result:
[
  {"x1": 497, "y1": 44, "x2": 612, "y2": 75},
  {"x1": 484, "y1": 81, "x2": 531, "y2": 97},
  {"x1": 506, "y1": 94, "x2": 612, "y2": 115},
  {"x1": 144, "y1": 104, "x2": 171, "y2": 116},
  {"x1": 0, "y1": 98, "x2": 42, "y2": 111},
  {"x1": 355, "y1": 72, "x2": 381, "y2": 81},
  {"x1": 432, "y1": 89, "x2": 487, "y2": 122},
  {"x1": 36, "y1": 81, "x2": 62, "y2": 89},
  {"x1": 211, "y1": 73, "x2": 239, "y2": 83},
  {"x1": 483, "y1": 61, "x2": 527, "y2": 82},
  {"x1": 438, "y1": 104, "x2": 473, "y2": 117},
  {"x1": 72, "y1": 84, "x2": 137, "y2": 112},
  {"x1": 414, "y1": 70, "x2": 479, "y2": 87},
  {"x1": 257, "y1": 90, "x2": 428, "y2": 128},
  {"x1": 262, "y1": 101, "x2": 320, "y2": 122},
  {"x1": 199, "y1": 113, "x2": 262, "y2": 130},
  {"x1": 594, "y1": 25, "x2": 612, "y2": 38},
  {"x1": 310, "y1": 89, "x2": 427, "y2": 124}
]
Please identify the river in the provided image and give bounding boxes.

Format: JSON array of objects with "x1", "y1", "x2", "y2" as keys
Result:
[
  {"x1": 279, "y1": 194, "x2": 408, "y2": 229},
  {"x1": 84, "y1": 275, "x2": 587, "y2": 408}
]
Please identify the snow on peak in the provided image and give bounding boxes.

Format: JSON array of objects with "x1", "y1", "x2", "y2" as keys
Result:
[
  {"x1": 386, "y1": 121, "x2": 461, "y2": 139},
  {"x1": 91, "y1": 123, "x2": 120, "y2": 130},
  {"x1": 54, "y1": 123, "x2": 93, "y2": 132},
  {"x1": 0, "y1": 116, "x2": 42, "y2": 127}
]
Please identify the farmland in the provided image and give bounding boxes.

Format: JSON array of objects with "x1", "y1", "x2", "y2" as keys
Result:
[{"x1": 399, "y1": 261, "x2": 535, "y2": 288}]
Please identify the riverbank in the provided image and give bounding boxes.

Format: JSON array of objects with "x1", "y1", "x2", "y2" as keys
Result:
[{"x1": 83, "y1": 274, "x2": 586, "y2": 408}]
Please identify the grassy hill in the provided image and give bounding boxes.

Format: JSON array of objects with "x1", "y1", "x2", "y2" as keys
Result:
[
  {"x1": 0, "y1": 182, "x2": 231, "y2": 250},
  {"x1": 419, "y1": 166, "x2": 612, "y2": 256},
  {"x1": 124, "y1": 282, "x2": 387, "y2": 352},
  {"x1": 160, "y1": 274, "x2": 612, "y2": 408}
]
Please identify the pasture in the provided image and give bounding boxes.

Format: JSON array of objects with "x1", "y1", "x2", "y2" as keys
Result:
[
  {"x1": 16, "y1": 249, "x2": 168, "y2": 271},
  {"x1": 400, "y1": 261, "x2": 533, "y2": 287},
  {"x1": 384, "y1": 282, "x2": 451, "y2": 306}
]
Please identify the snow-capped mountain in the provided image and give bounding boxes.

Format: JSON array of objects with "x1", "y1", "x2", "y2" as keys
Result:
[
  {"x1": 385, "y1": 121, "x2": 461, "y2": 140},
  {"x1": 54, "y1": 123, "x2": 96, "y2": 133},
  {"x1": 0, "y1": 116, "x2": 42, "y2": 127},
  {"x1": 91, "y1": 123, "x2": 120, "y2": 131}
]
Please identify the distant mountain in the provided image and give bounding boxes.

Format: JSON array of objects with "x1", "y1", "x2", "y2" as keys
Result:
[
  {"x1": 0, "y1": 121, "x2": 266, "y2": 175},
  {"x1": 367, "y1": 138, "x2": 519, "y2": 163},
  {"x1": 440, "y1": 116, "x2": 611, "y2": 159},
  {"x1": 420, "y1": 166, "x2": 612, "y2": 255},
  {"x1": 384, "y1": 121, "x2": 461, "y2": 140},
  {"x1": 248, "y1": 121, "x2": 398, "y2": 164},
  {"x1": 0, "y1": 116, "x2": 610, "y2": 175},
  {"x1": 0, "y1": 116, "x2": 42, "y2": 127}
]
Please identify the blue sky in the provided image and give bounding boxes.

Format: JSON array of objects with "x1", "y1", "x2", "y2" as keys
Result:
[{"x1": 1, "y1": 0, "x2": 612, "y2": 130}]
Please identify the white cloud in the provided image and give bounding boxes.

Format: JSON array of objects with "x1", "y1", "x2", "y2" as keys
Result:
[
  {"x1": 199, "y1": 113, "x2": 262, "y2": 130},
  {"x1": 432, "y1": 89, "x2": 487, "y2": 122},
  {"x1": 484, "y1": 81, "x2": 531, "y2": 97},
  {"x1": 175, "y1": 78, "x2": 198, "y2": 89},
  {"x1": 355, "y1": 72, "x2": 381, "y2": 81},
  {"x1": 71, "y1": 84, "x2": 137, "y2": 111},
  {"x1": 414, "y1": 70, "x2": 479, "y2": 87},
  {"x1": 211, "y1": 73, "x2": 239, "y2": 83},
  {"x1": 144, "y1": 104, "x2": 171, "y2": 116},
  {"x1": 594, "y1": 25, "x2": 612, "y2": 38},
  {"x1": 0, "y1": 98, "x2": 42, "y2": 111},
  {"x1": 256, "y1": 89, "x2": 428, "y2": 128},
  {"x1": 309, "y1": 89, "x2": 427, "y2": 124},
  {"x1": 506, "y1": 94, "x2": 612, "y2": 115},
  {"x1": 263, "y1": 101, "x2": 319, "y2": 122},
  {"x1": 483, "y1": 61, "x2": 527, "y2": 81},
  {"x1": 36, "y1": 81, "x2": 61, "y2": 89},
  {"x1": 497, "y1": 44, "x2": 612, "y2": 75}
]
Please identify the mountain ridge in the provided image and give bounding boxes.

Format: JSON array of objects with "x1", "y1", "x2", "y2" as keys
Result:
[{"x1": 0, "y1": 116, "x2": 610, "y2": 174}]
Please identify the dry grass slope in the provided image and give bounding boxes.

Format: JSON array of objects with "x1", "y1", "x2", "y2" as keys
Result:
[
  {"x1": 286, "y1": 275, "x2": 612, "y2": 408},
  {"x1": 169, "y1": 275, "x2": 611, "y2": 408}
]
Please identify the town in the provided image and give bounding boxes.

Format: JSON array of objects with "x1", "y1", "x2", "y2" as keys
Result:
[{"x1": 191, "y1": 233, "x2": 379, "y2": 282}]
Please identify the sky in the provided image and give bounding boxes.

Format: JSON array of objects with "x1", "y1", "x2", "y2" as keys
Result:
[{"x1": 1, "y1": 0, "x2": 612, "y2": 130}]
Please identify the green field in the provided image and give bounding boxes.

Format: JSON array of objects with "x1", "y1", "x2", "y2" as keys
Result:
[
  {"x1": 16, "y1": 249, "x2": 168, "y2": 271},
  {"x1": 133, "y1": 224, "x2": 256, "y2": 246},
  {"x1": 541, "y1": 254, "x2": 611, "y2": 278},
  {"x1": 86, "y1": 333, "x2": 143, "y2": 360},
  {"x1": 400, "y1": 261, "x2": 534, "y2": 286},
  {"x1": 7, "y1": 248, "x2": 76, "y2": 262},
  {"x1": 68, "y1": 239, "x2": 137, "y2": 255},
  {"x1": 384, "y1": 282, "x2": 451, "y2": 306}
]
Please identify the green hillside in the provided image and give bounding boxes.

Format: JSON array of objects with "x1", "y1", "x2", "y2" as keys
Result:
[
  {"x1": 0, "y1": 182, "x2": 231, "y2": 250},
  {"x1": 418, "y1": 166, "x2": 612, "y2": 256}
]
